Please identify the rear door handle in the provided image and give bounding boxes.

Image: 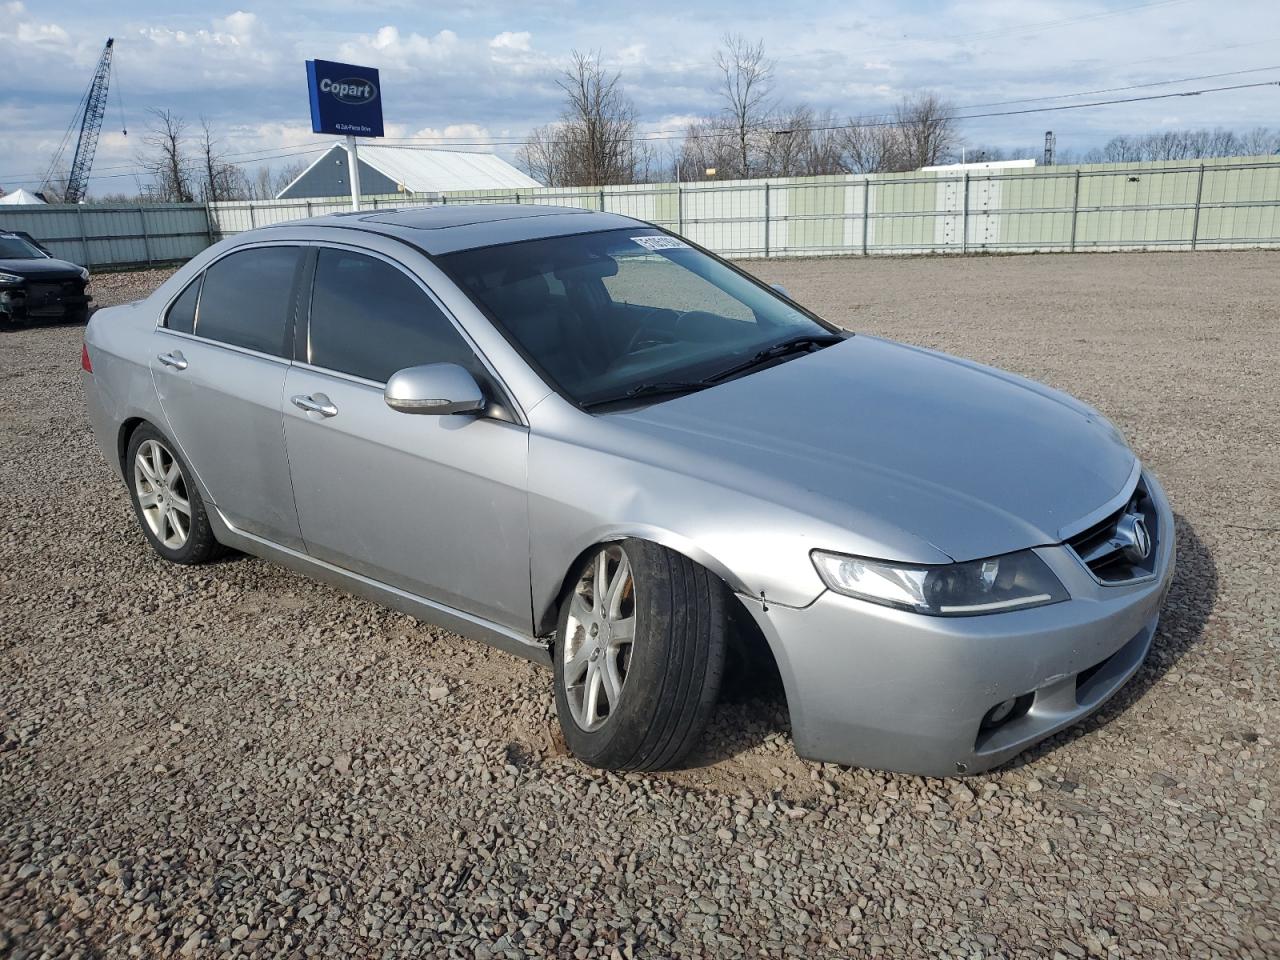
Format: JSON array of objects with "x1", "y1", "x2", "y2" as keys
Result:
[
  {"x1": 291, "y1": 393, "x2": 338, "y2": 418},
  {"x1": 157, "y1": 350, "x2": 187, "y2": 370}
]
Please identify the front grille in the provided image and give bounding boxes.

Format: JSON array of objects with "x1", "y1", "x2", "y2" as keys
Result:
[
  {"x1": 1066, "y1": 476, "x2": 1159, "y2": 583},
  {"x1": 25, "y1": 280, "x2": 83, "y2": 315}
]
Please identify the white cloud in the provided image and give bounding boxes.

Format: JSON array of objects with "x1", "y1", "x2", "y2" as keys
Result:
[
  {"x1": 490, "y1": 31, "x2": 531, "y2": 53},
  {"x1": 408, "y1": 123, "x2": 497, "y2": 151},
  {"x1": 2, "y1": 2, "x2": 72, "y2": 53},
  {"x1": 214, "y1": 11, "x2": 261, "y2": 43},
  {"x1": 339, "y1": 26, "x2": 459, "y2": 68}
]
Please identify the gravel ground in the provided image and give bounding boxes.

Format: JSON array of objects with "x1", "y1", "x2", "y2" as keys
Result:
[{"x1": 2, "y1": 252, "x2": 1277, "y2": 959}]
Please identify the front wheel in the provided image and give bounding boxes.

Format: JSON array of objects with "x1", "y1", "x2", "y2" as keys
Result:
[{"x1": 552, "y1": 539, "x2": 728, "y2": 771}]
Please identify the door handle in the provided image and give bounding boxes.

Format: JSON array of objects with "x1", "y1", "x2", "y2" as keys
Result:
[
  {"x1": 157, "y1": 350, "x2": 187, "y2": 370},
  {"x1": 291, "y1": 393, "x2": 338, "y2": 417}
]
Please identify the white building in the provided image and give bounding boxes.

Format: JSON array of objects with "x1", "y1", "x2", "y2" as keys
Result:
[{"x1": 276, "y1": 143, "x2": 540, "y2": 200}]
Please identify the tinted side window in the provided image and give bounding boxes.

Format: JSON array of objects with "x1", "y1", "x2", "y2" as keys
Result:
[
  {"x1": 308, "y1": 249, "x2": 480, "y2": 383},
  {"x1": 195, "y1": 247, "x2": 299, "y2": 356},
  {"x1": 165, "y1": 275, "x2": 200, "y2": 334}
]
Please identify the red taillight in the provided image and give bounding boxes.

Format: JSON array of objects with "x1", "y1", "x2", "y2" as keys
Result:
[{"x1": 81, "y1": 343, "x2": 93, "y2": 373}]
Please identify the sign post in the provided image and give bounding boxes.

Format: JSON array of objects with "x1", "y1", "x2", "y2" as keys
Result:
[
  {"x1": 345, "y1": 136, "x2": 363, "y2": 211},
  {"x1": 305, "y1": 59, "x2": 384, "y2": 212}
]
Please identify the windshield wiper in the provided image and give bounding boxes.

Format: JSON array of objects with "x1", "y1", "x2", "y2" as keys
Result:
[
  {"x1": 582, "y1": 380, "x2": 712, "y2": 410},
  {"x1": 705, "y1": 333, "x2": 846, "y2": 384}
]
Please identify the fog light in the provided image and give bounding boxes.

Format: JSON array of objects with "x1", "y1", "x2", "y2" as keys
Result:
[{"x1": 985, "y1": 698, "x2": 1017, "y2": 726}]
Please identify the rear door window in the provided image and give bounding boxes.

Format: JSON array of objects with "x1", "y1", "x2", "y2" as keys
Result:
[
  {"x1": 164, "y1": 276, "x2": 201, "y2": 335},
  {"x1": 194, "y1": 246, "x2": 300, "y2": 357},
  {"x1": 307, "y1": 248, "x2": 481, "y2": 384}
]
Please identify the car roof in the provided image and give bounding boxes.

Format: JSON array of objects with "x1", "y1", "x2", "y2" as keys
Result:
[{"x1": 264, "y1": 203, "x2": 648, "y2": 256}]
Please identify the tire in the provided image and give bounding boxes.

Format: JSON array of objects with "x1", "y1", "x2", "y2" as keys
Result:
[
  {"x1": 553, "y1": 539, "x2": 728, "y2": 771},
  {"x1": 125, "y1": 424, "x2": 223, "y2": 565}
]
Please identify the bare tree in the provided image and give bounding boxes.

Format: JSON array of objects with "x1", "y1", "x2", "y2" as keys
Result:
[
  {"x1": 196, "y1": 118, "x2": 252, "y2": 202},
  {"x1": 893, "y1": 93, "x2": 960, "y2": 169},
  {"x1": 252, "y1": 164, "x2": 275, "y2": 201},
  {"x1": 518, "y1": 51, "x2": 650, "y2": 186},
  {"x1": 839, "y1": 122, "x2": 902, "y2": 174},
  {"x1": 139, "y1": 109, "x2": 194, "y2": 202},
  {"x1": 270, "y1": 159, "x2": 309, "y2": 197},
  {"x1": 714, "y1": 33, "x2": 774, "y2": 178},
  {"x1": 36, "y1": 165, "x2": 73, "y2": 203},
  {"x1": 1087, "y1": 127, "x2": 1279, "y2": 163},
  {"x1": 673, "y1": 116, "x2": 739, "y2": 181}
]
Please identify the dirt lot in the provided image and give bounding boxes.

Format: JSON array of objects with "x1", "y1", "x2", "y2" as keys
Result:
[{"x1": 2, "y1": 251, "x2": 1277, "y2": 958}]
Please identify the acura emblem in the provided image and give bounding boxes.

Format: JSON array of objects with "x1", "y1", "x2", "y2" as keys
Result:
[{"x1": 1114, "y1": 512, "x2": 1152, "y2": 563}]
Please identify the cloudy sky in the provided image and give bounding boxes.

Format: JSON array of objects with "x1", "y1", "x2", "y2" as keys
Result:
[{"x1": 3, "y1": 0, "x2": 1279, "y2": 195}]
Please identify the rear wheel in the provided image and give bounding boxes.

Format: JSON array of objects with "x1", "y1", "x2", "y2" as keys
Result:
[
  {"x1": 125, "y1": 424, "x2": 222, "y2": 565},
  {"x1": 553, "y1": 539, "x2": 727, "y2": 771}
]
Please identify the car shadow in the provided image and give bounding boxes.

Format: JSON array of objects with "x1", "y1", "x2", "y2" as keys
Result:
[
  {"x1": 681, "y1": 602, "x2": 792, "y2": 768},
  {"x1": 0, "y1": 311, "x2": 91, "y2": 333},
  {"x1": 686, "y1": 510, "x2": 1217, "y2": 773}
]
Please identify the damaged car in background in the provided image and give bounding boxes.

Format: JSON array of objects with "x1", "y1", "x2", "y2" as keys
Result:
[
  {"x1": 0, "y1": 231, "x2": 92, "y2": 326},
  {"x1": 80, "y1": 204, "x2": 1175, "y2": 776}
]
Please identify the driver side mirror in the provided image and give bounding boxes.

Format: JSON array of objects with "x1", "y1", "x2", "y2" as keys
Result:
[{"x1": 384, "y1": 363, "x2": 485, "y2": 416}]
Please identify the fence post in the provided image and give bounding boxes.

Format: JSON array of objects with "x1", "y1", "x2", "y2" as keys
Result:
[
  {"x1": 140, "y1": 208, "x2": 153, "y2": 266},
  {"x1": 1190, "y1": 163, "x2": 1206, "y2": 250},
  {"x1": 961, "y1": 173, "x2": 970, "y2": 254},
  {"x1": 204, "y1": 202, "x2": 215, "y2": 248},
  {"x1": 677, "y1": 185, "x2": 683, "y2": 235},
  {"x1": 1069, "y1": 170, "x2": 1081, "y2": 253},
  {"x1": 305, "y1": 200, "x2": 313, "y2": 219},
  {"x1": 861, "y1": 177, "x2": 871, "y2": 256},
  {"x1": 599, "y1": 189, "x2": 606, "y2": 212},
  {"x1": 248, "y1": 204, "x2": 257, "y2": 229},
  {"x1": 763, "y1": 182, "x2": 771, "y2": 258},
  {"x1": 74, "y1": 206, "x2": 90, "y2": 267}
]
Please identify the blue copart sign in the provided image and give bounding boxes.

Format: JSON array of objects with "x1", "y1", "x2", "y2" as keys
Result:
[{"x1": 306, "y1": 59, "x2": 384, "y2": 137}]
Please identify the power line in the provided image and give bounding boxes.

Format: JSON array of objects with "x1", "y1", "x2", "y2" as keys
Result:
[
  {"x1": 4, "y1": 73, "x2": 1277, "y2": 187},
  {"x1": 365, "y1": 65, "x2": 1280, "y2": 148},
  {"x1": 365, "y1": 77, "x2": 1280, "y2": 149}
]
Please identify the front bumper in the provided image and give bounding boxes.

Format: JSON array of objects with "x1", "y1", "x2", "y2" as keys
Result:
[
  {"x1": 748, "y1": 471, "x2": 1176, "y2": 777},
  {"x1": 0, "y1": 281, "x2": 91, "y2": 320}
]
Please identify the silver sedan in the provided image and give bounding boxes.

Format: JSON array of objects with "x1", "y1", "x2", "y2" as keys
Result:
[{"x1": 82, "y1": 205, "x2": 1174, "y2": 774}]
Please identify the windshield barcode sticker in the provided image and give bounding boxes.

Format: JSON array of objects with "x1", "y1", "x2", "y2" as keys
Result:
[{"x1": 631, "y1": 235, "x2": 690, "y2": 251}]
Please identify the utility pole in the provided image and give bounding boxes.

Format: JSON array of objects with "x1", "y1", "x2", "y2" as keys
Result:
[{"x1": 1043, "y1": 131, "x2": 1056, "y2": 166}]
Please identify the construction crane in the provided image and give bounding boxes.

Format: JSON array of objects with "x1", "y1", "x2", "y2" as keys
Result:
[{"x1": 44, "y1": 38, "x2": 121, "y2": 204}]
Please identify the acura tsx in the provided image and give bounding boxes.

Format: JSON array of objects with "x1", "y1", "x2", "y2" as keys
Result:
[{"x1": 82, "y1": 204, "x2": 1174, "y2": 774}]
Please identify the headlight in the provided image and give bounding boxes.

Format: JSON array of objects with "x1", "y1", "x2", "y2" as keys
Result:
[
  {"x1": 0, "y1": 271, "x2": 23, "y2": 284},
  {"x1": 811, "y1": 549, "x2": 1068, "y2": 616},
  {"x1": 78, "y1": 267, "x2": 90, "y2": 282}
]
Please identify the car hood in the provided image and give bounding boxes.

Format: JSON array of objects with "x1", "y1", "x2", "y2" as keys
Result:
[
  {"x1": 0, "y1": 257, "x2": 84, "y2": 279},
  {"x1": 614, "y1": 335, "x2": 1136, "y2": 563}
]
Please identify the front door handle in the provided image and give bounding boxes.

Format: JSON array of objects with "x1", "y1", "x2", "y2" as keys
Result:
[
  {"x1": 291, "y1": 393, "x2": 338, "y2": 418},
  {"x1": 157, "y1": 350, "x2": 187, "y2": 370}
]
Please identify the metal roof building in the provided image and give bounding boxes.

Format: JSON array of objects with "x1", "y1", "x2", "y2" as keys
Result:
[{"x1": 276, "y1": 143, "x2": 540, "y2": 200}]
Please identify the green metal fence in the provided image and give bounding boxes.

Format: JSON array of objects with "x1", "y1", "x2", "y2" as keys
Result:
[{"x1": 5, "y1": 156, "x2": 1278, "y2": 269}]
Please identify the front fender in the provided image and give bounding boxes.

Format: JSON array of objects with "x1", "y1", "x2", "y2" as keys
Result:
[{"x1": 528, "y1": 434, "x2": 836, "y2": 634}]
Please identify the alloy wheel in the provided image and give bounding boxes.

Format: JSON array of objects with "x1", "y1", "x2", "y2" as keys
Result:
[
  {"x1": 133, "y1": 439, "x2": 192, "y2": 550},
  {"x1": 563, "y1": 545, "x2": 636, "y2": 731}
]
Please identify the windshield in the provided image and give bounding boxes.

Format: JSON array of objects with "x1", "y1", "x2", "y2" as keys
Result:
[
  {"x1": 439, "y1": 228, "x2": 841, "y2": 407},
  {"x1": 0, "y1": 235, "x2": 46, "y2": 260}
]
